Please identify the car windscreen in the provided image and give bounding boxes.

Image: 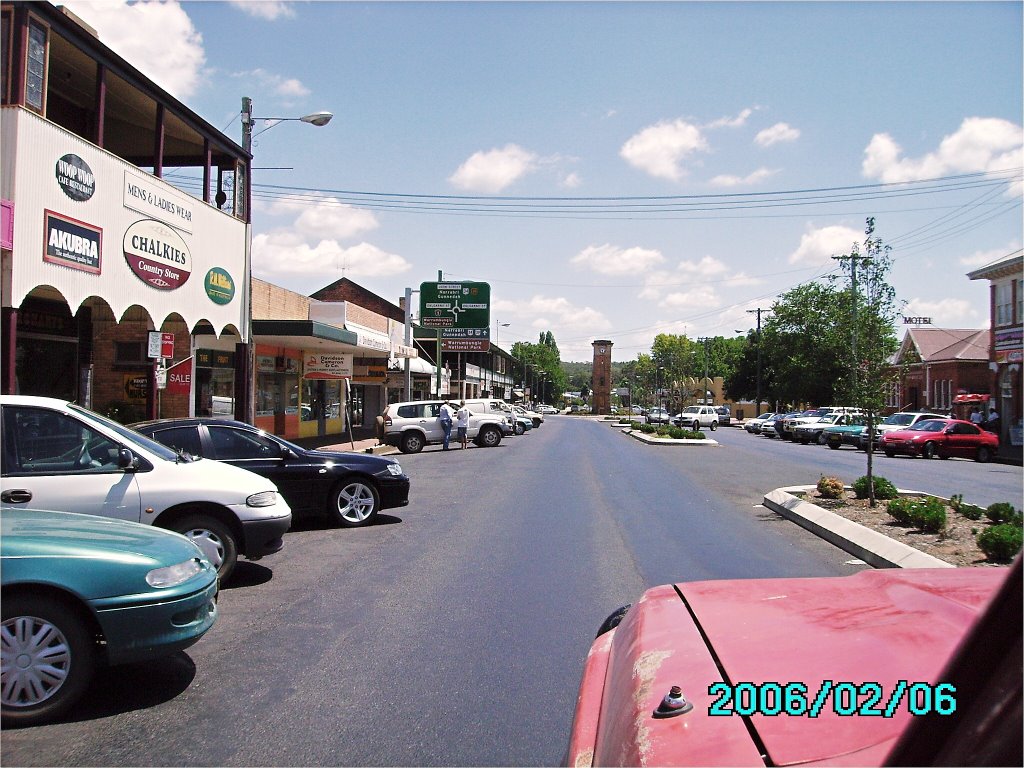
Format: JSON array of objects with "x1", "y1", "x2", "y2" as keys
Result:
[
  {"x1": 912, "y1": 420, "x2": 948, "y2": 432},
  {"x1": 68, "y1": 404, "x2": 180, "y2": 461},
  {"x1": 885, "y1": 413, "x2": 916, "y2": 426}
]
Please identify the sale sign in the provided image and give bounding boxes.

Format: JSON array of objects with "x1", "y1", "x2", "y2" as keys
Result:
[{"x1": 166, "y1": 357, "x2": 193, "y2": 395}]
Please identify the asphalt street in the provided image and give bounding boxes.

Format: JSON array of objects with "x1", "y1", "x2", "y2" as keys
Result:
[{"x1": 3, "y1": 416, "x2": 1019, "y2": 766}]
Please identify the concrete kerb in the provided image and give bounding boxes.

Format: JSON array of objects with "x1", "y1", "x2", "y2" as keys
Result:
[
  {"x1": 609, "y1": 420, "x2": 721, "y2": 447},
  {"x1": 763, "y1": 485, "x2": 954, "y2": 569}
]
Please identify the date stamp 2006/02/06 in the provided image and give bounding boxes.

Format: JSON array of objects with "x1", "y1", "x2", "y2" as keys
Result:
[{"x1": 708, "y1": 681, "x2": 956, "y2": 718}]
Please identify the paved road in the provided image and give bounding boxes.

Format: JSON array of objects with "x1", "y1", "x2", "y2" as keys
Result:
[{"x1": 4, "y1": 417, "x2": 1017, "y2": 766}]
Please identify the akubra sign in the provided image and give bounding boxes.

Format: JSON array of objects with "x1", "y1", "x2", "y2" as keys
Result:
[{"x1": 123, "y1": 219, "x2": 192, "y2": 290}]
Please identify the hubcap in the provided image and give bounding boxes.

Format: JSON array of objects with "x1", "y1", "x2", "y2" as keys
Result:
[
  {"x1": 338, "y1": 483, "x2": 375, "y2": 522},
  {"x1": 1, "y1": 616, "x2": 71, "y2": 708},
  {"x1": 183, "y1": 528, "x2": 225, "y2": 568}
]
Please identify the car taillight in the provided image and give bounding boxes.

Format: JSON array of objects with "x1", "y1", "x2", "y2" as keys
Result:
[{"x1": 383, "y1": 415, "x2": 392, "y2": 426}]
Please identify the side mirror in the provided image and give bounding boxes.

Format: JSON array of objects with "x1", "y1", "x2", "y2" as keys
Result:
[{"x1": 117, "y1": 448, "x2": 139, "y2": 470}]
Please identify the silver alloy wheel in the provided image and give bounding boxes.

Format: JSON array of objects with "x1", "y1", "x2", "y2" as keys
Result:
[
  {"x1": 1, "y1": 615, "x2": 71, "y2": 709},
  {"x1": 182, "y1": 527, "x2": 226, "y2": 570},
  {"x1": 335, "y1": 481, "x2": 377, "y2": 524}
]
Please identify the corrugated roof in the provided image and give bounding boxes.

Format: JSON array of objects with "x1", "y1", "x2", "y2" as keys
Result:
[{"x1": 902, "y1": 327, "x2": 990, "y2": 363}]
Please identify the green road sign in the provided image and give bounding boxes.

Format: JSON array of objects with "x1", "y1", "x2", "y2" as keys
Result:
[{"x1": 420, "y1": 281, "x2": 491, "y2": 350}]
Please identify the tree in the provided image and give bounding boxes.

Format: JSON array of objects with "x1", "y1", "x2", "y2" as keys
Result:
[{"x1": 832, "y1": 218, "x2": 901, "y2": 506}]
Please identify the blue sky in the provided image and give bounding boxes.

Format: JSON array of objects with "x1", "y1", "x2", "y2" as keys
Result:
[{"x1": 66, "y1": 1, "x2": 1023, "y2": 361}]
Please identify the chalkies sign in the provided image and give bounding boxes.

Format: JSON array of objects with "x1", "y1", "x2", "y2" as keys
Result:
[{"x1": 123, "y1": 219, "x2": 192, "y2": 290}]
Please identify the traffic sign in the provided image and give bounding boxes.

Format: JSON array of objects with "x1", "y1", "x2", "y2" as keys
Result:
[
  {"x1": 419, "y1": 281, "x2": 490, "y2": 350},
  {"x1": 148, "y1": 331, "x2": 174, "y2": 359}
]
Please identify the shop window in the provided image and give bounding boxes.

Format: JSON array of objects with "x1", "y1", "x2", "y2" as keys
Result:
[
  {"x1": 115, "y1": 341, "x2": 146, "y2": 366},
  {"x1": 2, "y1": 12, "x2": 11, "y2": 104}
]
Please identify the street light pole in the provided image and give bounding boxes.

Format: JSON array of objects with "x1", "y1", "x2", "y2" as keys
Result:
[
  {"x1": 746, "y1": 308, "x2": 766, "y2": 416},
  {"x1": 697, "y1": 337, "x2": 710, "y2": 404},
  {"x1": 239, "y1": 97, "x2": 333, "y2": 424}
]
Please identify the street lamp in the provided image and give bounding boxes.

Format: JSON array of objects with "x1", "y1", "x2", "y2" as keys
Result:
[{"x1": 238, "y1": 97, "x2": 333, "y2": 423}]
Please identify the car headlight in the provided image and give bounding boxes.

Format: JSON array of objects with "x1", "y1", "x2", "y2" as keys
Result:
[
  {"x1": 386, "y1": 463, "x2": 403, "y2": 476},
  {"x1": 246, "y1": 490, "x2": 279, "y2": 507},
  {"x1": 147, "y1": 558, "x2": 204, "y2": 588}
]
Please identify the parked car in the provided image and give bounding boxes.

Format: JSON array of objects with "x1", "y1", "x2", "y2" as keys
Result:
[
  {"x1": 1, "y1": 508, "x2": 218, "y2": 726},
  {"x1": 1, "y1": 396, "x2": 292, "y2": 580},
  {"x1": 673, "y1": 405, "x2": 719, "y2": 431},
  {"x1": 823, "y1": 414, "x2": 869, "y2": 449},
  {"x1": 779, "y1": 409, "x2": 829, "y2": 440},
  {"x1": 744, "y1": 412, "x2": 775, "y2": 433},
  {"x1": 759, "y1": 413, "x2": 785, "y2": 437},
  {"x1": 510, "y1": 412, "x2": 534, "y2": 435},
  {"x1": 645, "y1": 407, "x2": 672, "y2": 425},
  {"x1": 772, "y1": 411, "x2": 803, "y2": 438},
  {"x1": 859, "y1": 411, "x2": 947, "y2": 450},
  {"x1": 792, "y1": 412, "x2": 853, "y2": 445},
  {"x1": 566, "y1": 564, "x2": 1016, "y2": 767},
  {"x1": 513, "y1": 405, "x2": 543, "y2": 428},
  {"x1": 131, "y1": 418, "x2": 410, "y2": 528},
  {"x1": 536, "y1": 404, "x2": 559, "y2": 415},
  {"x1": 714, "y1": 405, "x2": 731, "y2": 427},
  {"x1": 880, "y1": 418, "x2": 999, "y2": 462},
  {"x1": 379, "y1": 399, "x2": 508, "y2": 453}
]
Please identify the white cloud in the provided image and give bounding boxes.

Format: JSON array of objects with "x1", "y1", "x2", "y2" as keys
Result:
[
  {"x1": 560, "y1": 172, "x2": 583, "y2": 189},
  {"x1": 63, "y1": 1, "x2": 205, "y2": 100},
  {"x1": 960, "y1": 244, "x2": 1022, "y2": 268},
  {"x1": 232, "y1": 68, "x2": 311, "y2": 100},
  {"x1": 448, "y1": 144, "x2": 539, "y2": 193},
  {"x1": 657, "y1": 285, "x2": 721, "y2": 311},
  {"x1": 755, "y1": 122, "x2": 801, "y2": 147},
  {"x1": 706, "y1": 108, "x2": 754, "y2": 129},
  {"x1": 620, "y1": 119, "x2": 709, "y2": 181},
  {"x1": 571, "y1": 244, "x2": 665, "y2": 275},
  {"x1": 709, "y1": 168, "x2": 777, "y2": 187},
  {"x1": 264, "y1": 196, "x2": 379, "y2": 240},
  {"x1": 788, "y1": 224, "x2": 863, "y2": 266},
  {"x1": 229, "y1": 1, "x2": 295, "y2": 20},
  {"x1": 902, "y1": 297, "x2": 981, "y2": 326},
  {"x1": 252, "y1": 233, "x2": 411, "y2": 283},
  {"x1": 674, "y1": 255, "x2": 730, "y2": 279},
  {"x1": 862, "y1": 117, "x2": 1023, "y2": 189}
]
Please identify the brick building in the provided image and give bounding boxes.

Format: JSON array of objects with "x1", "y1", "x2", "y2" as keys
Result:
[{"x1": 888, "y1": 327, "x2": 990, "y2": 415}]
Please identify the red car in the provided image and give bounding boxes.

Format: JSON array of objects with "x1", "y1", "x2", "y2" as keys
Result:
[
  {"x1": 566, "y1": 564, "x2": 1019, "y2": 767},
  {"x1": 880, "y1": 418, "x2": 999, "y2": 462}
]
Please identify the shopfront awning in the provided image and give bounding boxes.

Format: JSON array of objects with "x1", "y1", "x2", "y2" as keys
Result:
[
  {"x1": 252, "y1": 320, "x2": 359, "y2": 351},
  {"x1": 953, "y1": 393, "x2": 990, "y2": 404}
]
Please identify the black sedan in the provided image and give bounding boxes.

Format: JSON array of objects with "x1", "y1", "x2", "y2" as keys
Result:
[{"x1": 131, "y1": 419, "x2": 410, "y2": 527}]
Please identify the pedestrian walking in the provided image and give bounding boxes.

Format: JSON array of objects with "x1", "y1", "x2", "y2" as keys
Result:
[
  {"x1": 455, "y1": 400, "x2": 473, "y2": 449},
  {"x1": 439, "y1": 400, "x2": 455, "y2": 450},
  {"x1": 984, "y1": 406, "x2": 1000, "y2": 435}
]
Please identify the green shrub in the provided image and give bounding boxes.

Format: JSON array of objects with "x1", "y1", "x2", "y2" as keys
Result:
[
  {"x1": 886, "y1": 497, "x2": 947, "y2": 533},
  {"x1": 985, "y1": 503, "x2": 1022, "y2": 526},
  {"x1": 886, "y1": 498, "x2": 915, "y2": 525},
  {"x1": 639, "y1": 423, "x2": 656, "y2": 434},
  {"x1": 911, "y1": 498, "x2": 947, "y2": 533},
  {"x1": 959, "y1": 503, "x2": 985, "y2": 521},
  {"x1": 977, "y1": 524, "x2": 1023, "y2": 562},
  {"x1": 852, "y1": 475, "x2": 899, "y2": 500},
  {"x1": 816, "y1": 476, "x2": 845, "y2": 499}
]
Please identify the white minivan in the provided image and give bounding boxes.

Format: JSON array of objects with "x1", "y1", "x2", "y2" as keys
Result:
[{"x1": 1, "y1": 396, "x2": 292, "y2": 580}]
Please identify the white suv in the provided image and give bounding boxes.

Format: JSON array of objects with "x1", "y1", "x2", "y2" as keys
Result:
[
  {"x1": 673, "y1": 405, "x2": 719, "y2": 431},
  {"x1": 380, "y1": 399, "x2": 509, "y2": 454},
  {"x1": 0, "y1": 395, "x2": 293, "y2": 580}
]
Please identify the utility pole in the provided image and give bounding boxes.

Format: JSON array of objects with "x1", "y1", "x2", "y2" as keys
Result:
[
  {"x1": 697, "y1": 337, "x2": 710, "y2": 403},
  {"x1": 746, "y1": 308, "x2": 767, "y2": 416}
]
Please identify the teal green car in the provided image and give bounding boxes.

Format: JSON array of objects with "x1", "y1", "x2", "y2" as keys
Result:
[
  {"x1": 823, "y1": 415, "x2": 868, "y2": 449},
  {"x1": 1, "y1": 509, "x2": 218, "y2": 726}
]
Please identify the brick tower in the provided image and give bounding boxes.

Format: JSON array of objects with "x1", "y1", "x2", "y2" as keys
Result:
[{"x1": 591, "y1": 340, "x2": 613, "y2": 415}]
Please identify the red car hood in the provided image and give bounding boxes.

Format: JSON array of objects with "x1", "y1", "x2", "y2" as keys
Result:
[{"x1": 568, "y1": 567, "x2": 1005, "y2": 767}]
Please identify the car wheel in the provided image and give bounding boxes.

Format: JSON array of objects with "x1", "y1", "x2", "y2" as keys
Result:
[
  {"x1": 921, "y1": 442, "x2": 936, "y2": 460},
  {"x1": 976, "y1": 446, "x2": 992, "y2": 463},
  {"x1": 827, "y1": 439, "x2": 841, "y2": 450},
  {"x1": 478, "y1": 425, "x2": 502, "y2": 448},
  {"x1": 1, "y1": 595, "x2": 95, "y2": 726},
  {"x1": 692, "y1": 420, "x2": 701, "y2": 431},
  {"x1": 330, "y1": 479, "x2": 380, "y2": 527},
  {"x1": 400, "y1": 431, "x2": 425, "y2": 454},
  {"x1": 883, "y1": 447, "x2": 895, "y2": 457},
  {"x1": 515, "y1": 422, "x2": 525, "y2": 436},
  {"x1": 817, "y1": 432, "x2": 828, "y2": 445},
  {"x1": 170, "y1": 514, "x2": 238, "y2": 580},
  {"x1": 709, "y1": 421, "x2": 718, "y2": 431}
]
